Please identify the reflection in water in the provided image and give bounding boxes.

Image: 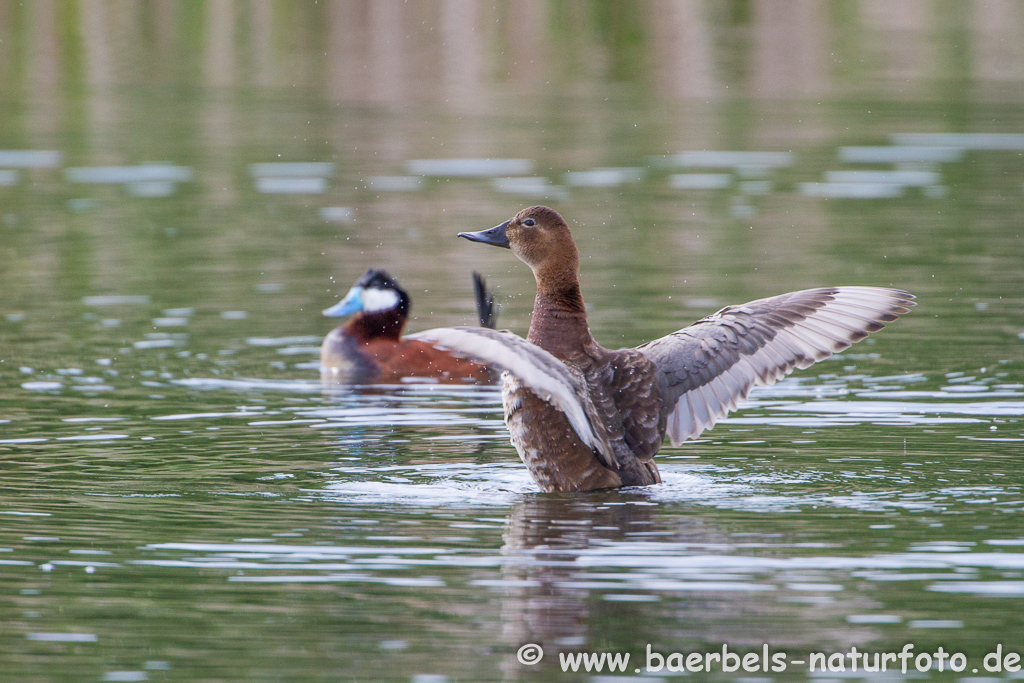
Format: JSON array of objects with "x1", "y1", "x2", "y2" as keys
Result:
[
  {"x1": 1, "y1": 363, "x2": 1023, "y2": 679},
  {"x1": 249, "y1": 163, "x2": 334, "y2": 195},
  {"x1": 65, "y1": 164, "x2": 194, "y2": 198},
  {"x1": 563, "y1": 167, "x2": 645, "y2": 188},
  {"x1": 837, "y1": 145, "x2": 965, "y2": 164},
  {"x1": 2, "y1": 1, "x2": 1024, "y2": 679},
  {"x1": 6, "y1": 1, "x2": 1024, "y2": 112},
  {"x1": 0, "y1": 150, "x2": 62, "y2": 167},
  {"x1": 405, "y1": 159, "x2": 534, "y2": 177},
  {"x1": 495, "y1": 495, "x2": 659, "y2": 673}
]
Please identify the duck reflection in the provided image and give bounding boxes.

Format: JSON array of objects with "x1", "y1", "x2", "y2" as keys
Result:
[
  {"x1": 495, "y1": 493, "x2": 658, "y2": 675},
  {"x1": 492, "y1": 493, "x2": 874, "y2": 677}
]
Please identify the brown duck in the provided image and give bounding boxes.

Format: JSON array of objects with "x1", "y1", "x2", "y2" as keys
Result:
[{"x1": 410, "y1": 206, "x2": 914, "y2": 492}]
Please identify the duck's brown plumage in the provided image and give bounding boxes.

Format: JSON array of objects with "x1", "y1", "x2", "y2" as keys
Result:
[{"x1": 410, "y1": 207, "x2": 915, "y2": 492}]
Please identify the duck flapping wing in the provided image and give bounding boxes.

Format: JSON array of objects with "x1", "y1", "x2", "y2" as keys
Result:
[
  {"x1": 407, "y1": 326, "x2": 616, "y2": 465},
  {"x1": 637, "y1": 287, "x2": 915, "y2": 447}
]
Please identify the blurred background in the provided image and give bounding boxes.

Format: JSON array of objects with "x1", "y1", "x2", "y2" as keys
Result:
[
  {"x1": 2, "y1": 0, "x2": 1023, "y2": 354},
  {"x1": 2, "y1": 2, "x2": 1024, "y2": 682}
]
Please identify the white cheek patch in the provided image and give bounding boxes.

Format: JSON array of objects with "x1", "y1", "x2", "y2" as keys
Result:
[{"x1": 361, "y1": 287, "x2": 401, "y2": 313}]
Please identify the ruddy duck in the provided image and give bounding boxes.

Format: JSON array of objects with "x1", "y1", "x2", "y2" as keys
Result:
[{"x1": 321, "y1": 269, "x2": 495, "y2": 384}]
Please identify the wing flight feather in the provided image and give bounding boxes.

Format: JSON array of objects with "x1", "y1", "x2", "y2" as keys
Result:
[{"x1": 638, "y1": 287, "x2": 914, "y2": 446}]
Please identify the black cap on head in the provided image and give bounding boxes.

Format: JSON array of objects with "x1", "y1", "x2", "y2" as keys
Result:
[
  {"x1": 353, "y1": 269, "x2": 411, "y2": 318},
  {"x1": 355, "y1": 269, "x2": 399, "y2": 290}
]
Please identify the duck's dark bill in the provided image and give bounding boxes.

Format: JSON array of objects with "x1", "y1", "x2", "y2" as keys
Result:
[{"x1": 458, "y1": 221, "x2": 510, "y2": 249}]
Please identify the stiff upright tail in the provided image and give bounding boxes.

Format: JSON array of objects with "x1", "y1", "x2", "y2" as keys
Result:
[{"x1": 472, "y1": 272, "x2": 497, "y2": 329}]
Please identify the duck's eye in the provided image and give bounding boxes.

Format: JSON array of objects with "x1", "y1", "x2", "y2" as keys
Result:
[{"x1": 522, "y1": 218, "x2": 536, "y2": 227}]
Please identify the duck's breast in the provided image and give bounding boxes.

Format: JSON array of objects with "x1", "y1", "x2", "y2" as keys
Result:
[
  {"x1": 501, "y1": 372, "x2": 622, "y2": 492},
  {"x1": 320, "y1": 328, "x2": 378, "y2": 382}
]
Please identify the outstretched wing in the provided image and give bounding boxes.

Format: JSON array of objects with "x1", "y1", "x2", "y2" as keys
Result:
[
  {"x1": 407, "y1": 327, "x2": 611, "y2": 462},
  {"x1": 637, "y1": 287, "x2": 915, "y2": 446}
]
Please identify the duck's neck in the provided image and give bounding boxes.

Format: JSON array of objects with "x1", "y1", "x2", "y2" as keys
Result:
[
  {"x1": 526, "y1": 262, "x2": 592, "y2": 358},
  {"x1": 344, "y1": 310, "x2": 405, "y2": 342}
]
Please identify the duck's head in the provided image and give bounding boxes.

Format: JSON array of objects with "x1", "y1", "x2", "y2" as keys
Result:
[
  {"x1": 458, "y1": 206, "x2": 578, "y2": 283},
  {"x1": 323, "y1": 269, "x2": 411, "y2": 328}
]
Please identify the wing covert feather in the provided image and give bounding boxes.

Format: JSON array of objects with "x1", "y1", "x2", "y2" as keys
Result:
[{"x1": 591, "y1": 350, "x2": 664, "y2": 463}]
